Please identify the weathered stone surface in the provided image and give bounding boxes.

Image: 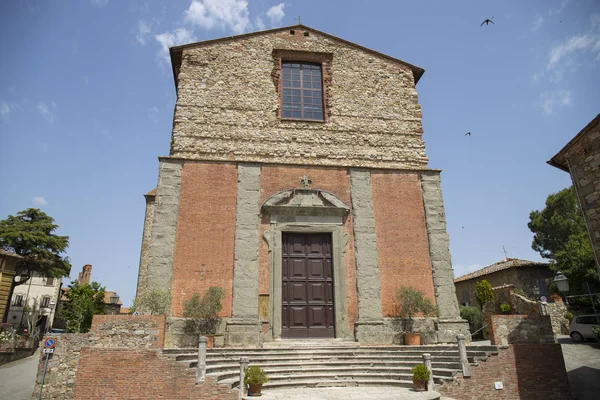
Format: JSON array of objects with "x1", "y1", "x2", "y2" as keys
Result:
[
  {"x1": 171, "y1": 28, "x2": 427, "y2": 170},
  {"x1": 135, "y1": 191, "x2": 155, "y2": 298},
  {"x1": 350, "y1": 169, "x2": 383, "y2": 323},
  {"x1": 420, "y1": 171, "x2": 462, "y2": 320},
  {"x1": 146, "y1": 160, "x2": 183, "y2": 294}
]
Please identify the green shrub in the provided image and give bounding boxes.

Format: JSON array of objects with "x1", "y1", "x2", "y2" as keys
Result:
[
  {"x1": 500, "y1": 303, "x2": 511, "y2": 314},
  {"x1": 475, "y1": 280, "x2": 495, "y2": 308},
  {"x1": 564, "y1": 312, "x2": 574, "y2": 321},
  {"x1": 411, "y1": 364, "x2": 430, "y2": 381},
  {"x1": 395, "y1": 287, "x2": 437, "y2": 332},
  {"x1": 244, "y1": 366, "x2": 269, "y2": 385},
  {"x1": 460, "y1": 306, "x2": 482, "y2": 338},
  {"x1": 593, "y1": 326, "x2": 600, "y2": 343},
  {"x1": 183, "y1": 287, "x2": 224, "y2": 336},
  {"x1": 131, "y1": 288, "x2": 171, "y2": 315}
]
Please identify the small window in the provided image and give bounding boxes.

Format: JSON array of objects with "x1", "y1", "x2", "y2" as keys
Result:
[
  {"x1": 46, "y1": 277, "x2": 54, "y2": 286},
  {"x1": 41, "y1": 296, "x2": 51, "y2": 308},
  {"x1": 13, "y1": 294, "x2": 24, "y2": 307},
  {"x1": 281, "y1": 62, "x2": 324, "y2": 121},
  {"x1": 461, "y1": 289, "x2": 470, "y2": 306}
]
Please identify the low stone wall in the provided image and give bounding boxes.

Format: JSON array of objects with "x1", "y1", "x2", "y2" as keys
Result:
[
  {"x1": 0, "y1": 347, "x2": 36, "y2": 366},
  {"x1": 31, "y1": 315, "x2": 168, "y2": 399},
  {"x1": 73, "y1": 348, "x2": 237, "y2": 400},
  {"x1": 490, "y1": 315, "x2": 555, "y2": 345},
  {"x1": 542, "y1": 301, "x2": 570, "y2": 335},
  {"x1": 439, "y1": 344, "x2": 571, "y2": 400}
]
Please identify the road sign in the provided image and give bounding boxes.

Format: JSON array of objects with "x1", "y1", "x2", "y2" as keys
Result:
[
  {"x1": 43, "y1": 348, "x2": 54, "y2": 354},
  {"x1": 133, "y1": 311, "x2": 139, "y2": 316},
  {"x1": 44, "y1": 338, "x2": 56, "y2": 349},
  {"x1": 540, "y1": 296, "x2": 548, "y2": 303}
]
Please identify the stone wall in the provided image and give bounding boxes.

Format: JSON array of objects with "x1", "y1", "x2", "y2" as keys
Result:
[
  {"x1": 73, "y1": 348, "x2": 236, "y2": 400},
  {"x1": 172, "y1": 27, "x2": 427, "y2": 170},
  {"x1": 439, "y1": 344, "x2": 571, "y2": 400},
  {"x1": 490, "y1": 315, "x2": 555, "y2": 345},
  {"x1": 565, "y1": 120, "x2": 600, "y2": 275},
  {"x1": 135, "y1": 190, "x2": 155, "y2": 298},
  {"x1": 32, "y1": 315, "x2": 166, "y2": 399}
]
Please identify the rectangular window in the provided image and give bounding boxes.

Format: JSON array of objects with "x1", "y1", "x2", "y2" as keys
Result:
[
  {"x1": 281, "y1": 62, "x2": 324, "y2": 121},
  {"x1": 13, "y1": 294, "x2": 23, "y2": 307},
  {"x1": 41, "y1": 296, "x2": 50, "y2": 308},
  {"x1": 461, "y1": 289, "x2": 470, "y2": 306},
  {"x1": 46, "y1": 277, "x2": 54, "y2": 286}
]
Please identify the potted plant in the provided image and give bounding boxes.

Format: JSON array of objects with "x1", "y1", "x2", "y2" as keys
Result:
[
  {"x1": 395, "y1": 287, "x2": 437, "y2": 345},
  {"x1": 244, "y1": 365, "x2": 269, "y2": 396},
  {"x1": 411, "y1": 363, "x2": 430, "y2": 391},
  {"x1": 500, "y1": 303, "x2": 511, "y2": 314},
  {"x1": 183, "y1": 286, "x2": 224, "y2": 348}
]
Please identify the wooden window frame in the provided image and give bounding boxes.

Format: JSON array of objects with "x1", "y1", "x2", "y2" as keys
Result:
[
  {"x1": 41, "y1": 296, "x2": 51, "y2": 308},
  {"x1": 13, "y1": 294, "x2": 23, "y2": 307},
  {"x1": 280, "y1": 62, "x2": 324, "y2": 121},
  {"x1": 272, "y1": 50, "x2": 333, "y2": 123}
]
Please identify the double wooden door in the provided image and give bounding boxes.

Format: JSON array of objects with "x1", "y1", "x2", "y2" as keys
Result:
[{"x1": 281, "y1": 232, "x2": 335, "y2": 339}]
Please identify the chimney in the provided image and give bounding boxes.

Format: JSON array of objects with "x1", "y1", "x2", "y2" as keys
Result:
[{"x1": 78, "y1": 264, "x2": 92, "y2": 285}]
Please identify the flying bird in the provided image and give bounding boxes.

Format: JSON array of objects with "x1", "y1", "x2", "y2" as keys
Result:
[
  {"x1": 465, "y1": 132, "x2": 471, "y2": 136},
  {"x1": 481, "y1": 18, "x2": 495, "y2": 26}
]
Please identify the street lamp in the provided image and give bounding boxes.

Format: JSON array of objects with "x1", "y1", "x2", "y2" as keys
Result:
[{"x1": 553, "y1": 272, "x2": 570, "y2": 293}]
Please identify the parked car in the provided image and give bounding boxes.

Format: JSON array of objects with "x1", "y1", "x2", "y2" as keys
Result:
[
  {"x1": 569, "y1": 315, "x2": 600, "y2": 342},
  {"x1": 48, "y1": 328, "x2": 65, "y2": 334}
]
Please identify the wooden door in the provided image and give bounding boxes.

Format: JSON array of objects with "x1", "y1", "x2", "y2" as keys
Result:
[{"x1": 282, "y1": 233, "x2": 335, "y2": 339}]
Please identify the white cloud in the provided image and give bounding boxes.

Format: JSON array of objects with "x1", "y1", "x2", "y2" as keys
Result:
[
  {"x1": 266, "y1": 3, "x2": 285, "y2": 25},
  {"x1": 184, "y1": 0, "x2": 250, "y2": 34},
  {"x1": 91, "y1": 0, "x2": 109, "y2": 7},
  {"x1": 531, "y1": 71, "x2": 544, "y2": 84},
  {"x1": 540, "y1": 89, "x2": 572, "y2": 115},
  {"x1": 453, "y1": 264, "x2": 483, "y2": 279},
  {"x1": 148, "y1": 106, "x2": 159, "y2": 123},
  {"x1": 548, "y1": 34, "x2": 600, "y2": 69},
  {"x1": 254, "y1": 16, "x2": 265, "y2": 31},
  {"x1": 136, "y1": 20, "x2": 152, "y2": 45},
  {"x1": 155, "y1": 28, "x2": 196, "y2": 63},
  {"x1": 38, "y1": 102, "x2": 56, "y2": 123},
  {"x1": 549, "y1": 0, "x2": 569, "y2": 16},
  {"x1": 1, "y1": 101, "x2": 13, "y2": 119},
  {"x1": 532, "y1": 14, "x2": 544, "y2": 32},
  {"x1": 32, "y1": 196, "x2": 47, "y2": 207}
]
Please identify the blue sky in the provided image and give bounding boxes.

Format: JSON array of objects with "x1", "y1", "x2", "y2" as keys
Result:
[{"x1": 1, "y1": 0, "x2": 599, "y2": 306}]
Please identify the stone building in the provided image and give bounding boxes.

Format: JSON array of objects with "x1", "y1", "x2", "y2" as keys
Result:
[
  {"x1": 454, "y1": 258, "x2": 553, "y2": 306},
  {"x1": 549, "y1": 113, "x2": 600, "y2": 277},
  {"x1": 0, "y1": 249, "x2": 21, "y2": 322},
  {"x1": 136, "y1": 24, "x2": 468, "y2": 346}
]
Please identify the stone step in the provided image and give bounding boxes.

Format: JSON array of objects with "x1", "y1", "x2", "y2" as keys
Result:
[
  {"x1": 179, "y1": 352, "x2": 465, "y2": 362},
  {"x1": 209, "y1": 367, "x2": 458, "y2": 383},
  {"x1": 199, "y1": 349, "x2": 488, "y2": 357},
  {"x1": 242, "y1": 387, "x2": 442, "y2": 400},
  {"x1": 262, "y1": 339, "x2": 359, "y2": 348},
  {"x1": 202, "y1": 361, "x2": 462, "y2": 373}
]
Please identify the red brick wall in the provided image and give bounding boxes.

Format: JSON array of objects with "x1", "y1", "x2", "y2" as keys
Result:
[
  {"x1": 90, "y1": 315, "x2": 166, "y2": 348},
  {"x1": 171, "y1": 162, "x2": 238, "y2": 317},
  {"x1": 259, "y1": 165, "x2": 358, "y2": 332},
  {"x1": 370, "y1": 171, "x2": 434, "y2": 317},
  {"x1": 74, "y1": 348, "x2": 237, "y2": 400},
  {"x1": 439, "y1": 345, "x2": 571, "y2": 400}
]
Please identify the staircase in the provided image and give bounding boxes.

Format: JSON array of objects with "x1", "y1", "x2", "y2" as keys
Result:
[{"x1": 162, "y1": 342, "x2": 498, "y2": 391}]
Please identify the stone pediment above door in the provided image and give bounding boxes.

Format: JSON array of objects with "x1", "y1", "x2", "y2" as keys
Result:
[{"x1": 262, "y1": 189, "x2": 350, "y2": 217}]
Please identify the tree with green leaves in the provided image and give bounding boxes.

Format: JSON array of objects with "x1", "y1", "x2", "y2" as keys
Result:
[
  {"x1": 183, "y1": 287, "x2": 224, "y2": 340},
  {"x1": 131, "y1": 288, "x2": 171, "y2": 315},
  {"x1": 528, "y1": 187, "x2": 598, "y2": 293},
  {"x1": 58, "y1": 281, "x2": 105, "y2": 333},
  {"x1": 475, "y1": 280, "x2": 494, "y2": 309},
  {"x1": 0, "y1": 208, "x2": 71, "y2": 322}
]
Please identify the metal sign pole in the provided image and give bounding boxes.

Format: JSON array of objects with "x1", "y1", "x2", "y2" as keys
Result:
[{"x1": 38, "y1": 352, "x2": 50, "y2": 400}]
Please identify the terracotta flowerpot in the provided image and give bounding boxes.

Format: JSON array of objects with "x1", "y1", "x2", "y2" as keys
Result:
[
  {"x1": 413, "y1": 378, "x2": 427, "y2": 391},
  {"x1": 206, "y1": 335, "x2": 214, "y2": 348},
  {"x1": 404, "y1": 332, "x2": 421, "y2": 346},
  {"x1": 247, "y1": 383, "x2": 263, "y2": 396}
]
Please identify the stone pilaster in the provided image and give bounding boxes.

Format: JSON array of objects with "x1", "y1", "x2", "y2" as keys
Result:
[
  {"x1": 146, "y1": 159, "x2": 183, "y2": 295},
  {"x1": 350, "y1": 169, "x2": 393, "y2": 344},
  {"x1": 135, "y1": 190, "x2": 156, "y2": 299},
  {"x1": 227, "y1": 164, "x2": 262, "y2": 346},
  {"x1": 420, "y1": 171, "x2": 470, "y2": 342}
]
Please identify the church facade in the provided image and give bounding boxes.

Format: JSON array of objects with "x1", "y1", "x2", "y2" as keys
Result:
[{"x1": 136, "y1": 25, "x2": 468, "y2": 346}]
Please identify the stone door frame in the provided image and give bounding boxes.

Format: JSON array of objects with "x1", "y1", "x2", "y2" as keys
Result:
[{"x1": 264, "y1": 220, "x2": 352, "y2": 341}]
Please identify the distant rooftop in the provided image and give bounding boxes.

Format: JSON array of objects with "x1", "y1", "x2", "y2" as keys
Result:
[{"x1": 454, "y1": 258, "x2": 548, "y2": 283}]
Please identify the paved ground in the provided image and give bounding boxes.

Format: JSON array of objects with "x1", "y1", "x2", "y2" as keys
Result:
[
  {"x1": 244, "y1": 388, "x2": 443, "y2": 400},
  {"x1": 0, "y1": 349, "x2": 40, "y2": 400},
  {"x1": 558, "y1": 335, "x2": 600, "y2": 400}
]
